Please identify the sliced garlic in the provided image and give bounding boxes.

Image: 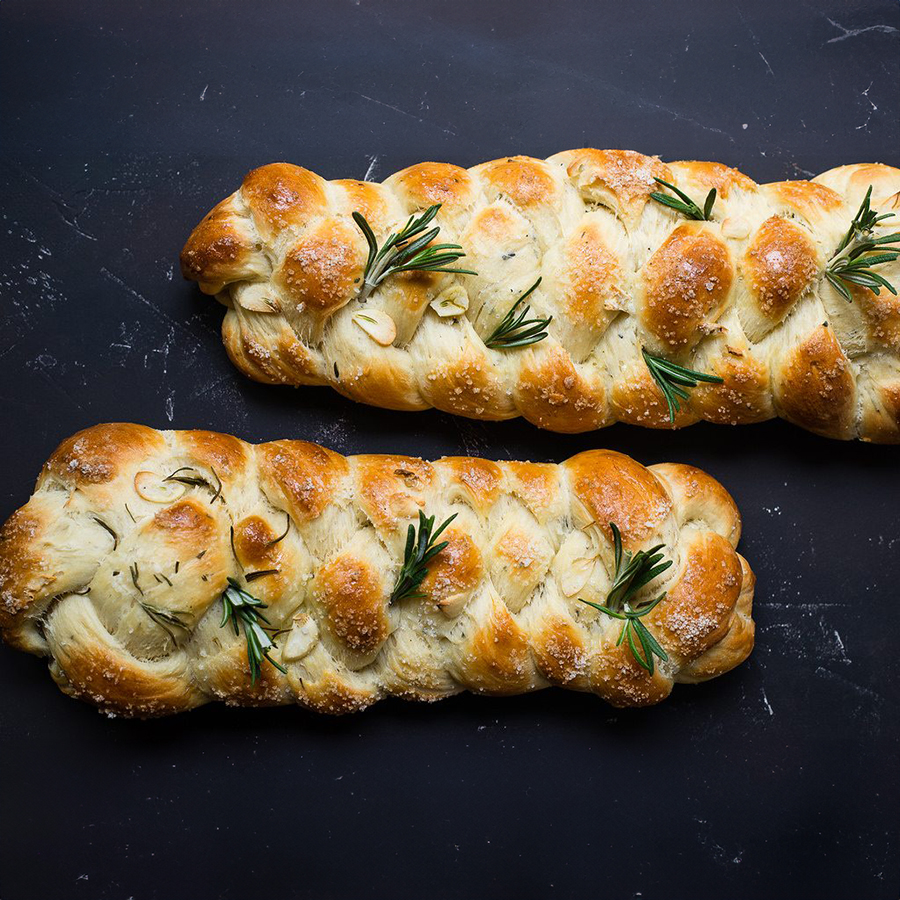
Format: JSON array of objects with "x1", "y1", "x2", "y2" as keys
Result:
[
  {"x1": 570, "y1": 498, "x2": 595, "y2": 531},
  {"x1": 282, "y1": 613, "x2": 319, "y2": 662},
  {"x1": 560, "y1": 556, "x2": 596, "y2": 598},
  {"x1": 436, "y1": 592, "x2": 469, "y2": 618},
  {"x1": 721, "y1": 217, "x2": 751, "y2": 240},
  {"x1": 352, "y1": 308, "x2": 396, "y2": 345},
  {"x1": 603, "y1": 290, "x2": 628, "y2": 313},
  {"x1": 134, "y1": 471, "x2": 186, "y2": 504},
  {"x1": 430, "y1": 285, "x2": 469, "y2": 318},
  {"x1": 235, "y1": 283, "x2": 280, "y2": 313}
]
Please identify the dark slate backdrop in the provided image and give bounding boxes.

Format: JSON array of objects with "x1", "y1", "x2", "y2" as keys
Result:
[{"x1": 1, "y1": 2, "x2": 898, "y2": 898}]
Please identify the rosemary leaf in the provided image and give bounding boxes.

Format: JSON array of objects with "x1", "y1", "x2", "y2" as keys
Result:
[
  {"x1": 164, "y1": 466, "x2": 224, "y2": 504},
  {"x1": 140, "y1": 602, "x2": 189, "y2": 632},
  {"x1": 642, "y1": 347, "x2": 723, "y2": 423},
  {"x1": 484, "y1": 278, "x2": 551, "y2": 349},
  {"x1": 245, "y1": 569, "x2": 280, "y2": 582},
  {"x1": 129, "y1": 562, "x2": 143, "y2": 596},
  {"x1": 826, "y1": 185, "x2": 899, "y2": 302},
  {"x1": 650, "y1": 177, "x2": 716, "y2": 221},
  {"x1": 390, "y1": 510, "x2": 457, "y2": 604},
  {"x1": 352, "y1": 204, "x2": 476, "y2": 302},
  {"x1": 220, "y1": 578, "x2": 287, "y2": 684},
  {"x1": 92, "y1": 517, "x2": 118, "y2": 550},
  {"x1": 265, "y1": 512, "x2": 291, "y2": 547},
  {"x1": 577, "y1": 522, "x2": 671, "y2": 674}
]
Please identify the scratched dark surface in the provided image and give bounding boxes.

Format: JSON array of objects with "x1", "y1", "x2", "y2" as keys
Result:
[{"x1": 1, "y1": 1, "x2": 899, "y2": 899}]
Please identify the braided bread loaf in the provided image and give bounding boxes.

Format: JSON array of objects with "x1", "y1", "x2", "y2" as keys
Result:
[
  {"x1": 0, "y1": 424, "x2": 754, "y2": 717},
  {"x1": 181, "y1": 150, "x2": 900, "y2": 442}
]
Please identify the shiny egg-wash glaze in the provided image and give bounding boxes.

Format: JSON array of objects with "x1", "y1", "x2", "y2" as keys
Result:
[
  {"x1": 0, "y1": 425, "x2": 754, "y2": 717},
  {"x1": 182, "y1": 151, "x2": 900, "y2": 442}
]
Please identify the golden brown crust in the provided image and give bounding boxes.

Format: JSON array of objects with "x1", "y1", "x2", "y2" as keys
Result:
[
  {"x1": 315, "y1": 554, "x2": 389, "y2": 657},
  {"x1": 257, "y1": 440, "x2": 349, "y2": 522},
  {"x1": 439, "y1": 456, "x2": 503, "y2": 509},
  {"x1": 765, "y1": 180, "x2": 844, "y2": 219},
  {"x1": 565, "y1": 450, "x2": 672, "y2": 543},
  {"x1": 641, "y1": 224, "x2": 733, "y2": 352},
  {"x1": 275, "y1": 220, "x2": 363, "y2": 320},
  {"x1": 532, "y1": 617, "x2": 588, "y2": 687},
  {"x1": 648, "y1": 463, "x2": 742, "y2": 546},
  {"x1": 477, "y1": 156, "x2": 558, "y2": 208},
  {"x1": 649, "y1": 532, "x2": 743, "y2": 661},
  {"x1": 46, "y1": 423, "x2": 165, "y2": 485},
  {"x1": 420, "y1": 530, "x2": 484, "y2": 613},
  {"x1": 743, "y1": 216, "x2": 819, "y2": 325},
  {"x1": 610, "y1": 362, "x2": 699, "y2": 429},
  {"x1": 504, "y1": 461, "x2": 558, "y2": 516},
  {"x1": 517, "y1": 345, "x2": 608, "y2": 432},
  {"x1": 669, "y1": 160, "x2": 757, "y2": 198},
  {"x1": 774, "y1": 324, "x2": 856, "y2": 438},
  {"x1": 689, "y1": 349, "x2": 772, "y2": 425},
  {"x1": 183, "y1": 153, "x2": 900, "y2": 442},
  {"x1": 241, "y1": 163, "x2": 328, "y2": 238},
  {"x1": 179, "y1": 198, "x2": 257, "y2": 293},
  {"x1": 556, "y1": 148, "x2": 670, "y2": 224},
  {"x1": 0, "y1": 425, "x2": 755, "y2": 716},
  {"x1": 355, "y1": 455, "x2": 434, "y2": 529},
  {"x1": 388, "y1": 162, "x2": 476, "y2": 211}
]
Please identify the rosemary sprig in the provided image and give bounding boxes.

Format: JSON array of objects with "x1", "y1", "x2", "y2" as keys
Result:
[
  {"x1": 484, "y1": 278, "x2": 552, "y2": 349},
  {"x1": 266, "y1": 512, "x2": 291, "y2": 547},
  {"x1": 642, "y1": 347, "x2": 723, "y2": 423},
  {"x1": 164, "y1": 466, "x2": 208, "y2": 488},
  {"x1": 390, "y1": 510, "x2": 457, "y2": 604},
  {"x1": 650, "y1": 177, "x2": 716, "y2": 221},
  {"x1": 164, "y1": 466, "x2": 223, "y2": 504},
  {"x1": 245, "y1": 569, "x2": 280, "y2": 582},
  {"x1": 825, "y1": 185, "x2": 900, "y2": 302},
  {"x1": 92, "y1": 517, "x2": 118, "y2": 550},
  {"x1": 129, "y1": 562, "x2": 143, "y2": 595},
  {"x1": 578, "y1": 523, "x2": 672, "y2": 674},
  {"x1": 352, "y1": 204, "x2": 476, "y2": 302},
  {"x1": 140, "y1": 602, "x2": 189, "y2": 643},
  {"x1": 220, "y1": 578, "x2": 287, "y2": 684}
]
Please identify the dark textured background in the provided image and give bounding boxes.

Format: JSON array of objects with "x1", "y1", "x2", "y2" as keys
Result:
[{"x1": 1, "y1": 2, "x2": 898, "y2": 898}]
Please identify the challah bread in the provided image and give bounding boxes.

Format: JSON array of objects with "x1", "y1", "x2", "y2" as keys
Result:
[
  {"x1": 0, "y1": 424, "x2": 754, "y2": 717},
  {"x1": 181, "y1": 151, "x2": 900, "y2": 442}
]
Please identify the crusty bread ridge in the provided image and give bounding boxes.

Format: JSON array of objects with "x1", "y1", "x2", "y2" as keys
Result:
[
  {"x1": 0, "y1": 424, "x2": 754, "y2": 717},
  {"x1": 182, "y1": 151, "x2": 900, "y2": 442}
]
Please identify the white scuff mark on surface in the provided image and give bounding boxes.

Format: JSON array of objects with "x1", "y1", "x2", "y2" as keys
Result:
[
  {"x1": 833, "y1": 629, "x2": 851, "y2": 664},
  {"x1": 200, "y1": 84, "x2": 208, "y2": 100},
  {"x1": 825, "y1": 18, "x2": 898, "y2": 43},
  {"x1": 150, "y1": 327, "x2": 175, "y2": 377},
  {"x1": 363, "y1": 154, "x2": 379, "y2": 182},
  {"x1": 855, "y1": 81, "x2": 879, "y2": 131},
  {"x1": 28, "y1": 353, "x2": 57, "y2": 371},
  {"x1": 100, "y1": 267, "x2": 195, "y2": 338},
  {"x1": 815, "y1": 667, "x2": 892, "y2": 707},
  {"x1": 761, "y1": 689, "x2": 774, "y2": 716},
  {"x1": 352, "y1": 91, "x2": 458, "y2": 136}
]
